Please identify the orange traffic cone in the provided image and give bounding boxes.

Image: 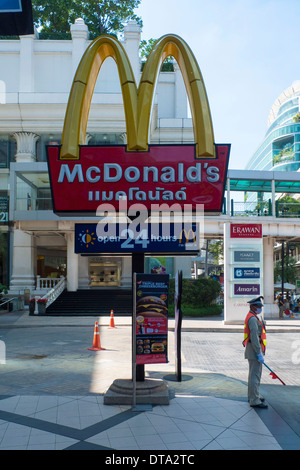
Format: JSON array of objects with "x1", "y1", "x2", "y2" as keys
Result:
[
  {"x1": 109, "y1": 309, "x2": 116, "y2": 328},
  {"x1": 88, "y1": 321, "x2": 105, "y2": 351}
]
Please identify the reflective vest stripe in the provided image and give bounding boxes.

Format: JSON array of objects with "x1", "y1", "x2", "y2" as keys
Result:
[{"x1": 243, "y1": 311, "x2": 266, "y2": 353}]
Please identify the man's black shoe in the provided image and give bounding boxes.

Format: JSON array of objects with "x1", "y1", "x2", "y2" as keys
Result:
[{"x1": 250, "y1": 402, "x2": 268, "y2": 409}]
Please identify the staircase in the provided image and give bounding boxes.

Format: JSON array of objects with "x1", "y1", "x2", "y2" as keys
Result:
[{"x1": 44, "y1": 289, "x2": 132, "y2": 316}]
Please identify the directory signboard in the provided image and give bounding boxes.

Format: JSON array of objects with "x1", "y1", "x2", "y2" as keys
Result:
[
  {"x1": 233, "y1": 267, "x2": 260, "y2": 279},
  {"x1": 233, "y1": 250, "x2": 260, "y2": 263},
  {"x1": 234, "y1": 284, "x2": 260, "y2": 296}
]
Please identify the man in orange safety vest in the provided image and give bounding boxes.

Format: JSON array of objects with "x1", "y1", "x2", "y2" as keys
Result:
[{"x1": 243, "y1": 296, "x2": 268, "y2": 409}]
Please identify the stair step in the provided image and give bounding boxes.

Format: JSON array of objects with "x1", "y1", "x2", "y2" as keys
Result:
[{"x1": 44, "y1": 289, "x2": 132, "y2": 317}]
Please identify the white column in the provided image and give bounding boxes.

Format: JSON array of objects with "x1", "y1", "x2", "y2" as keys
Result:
[
  {"x1": 223, "y1": 222, "x2": 231, "y2": 323},
  {"x1": 66, "y1": 232, "x2": 79, "y2": 291},
  {"x1": 174, "y1": 63, "x2": 187, "y2": 118},
  {"x1": 19, "y1": 29, "x2": 37, "y2": 93},
  {"x1": 226, "y1": 177, "x2": 231, "y2": 215},
  {"x1": 224, "y1": 223, "x2": 264, "y2": 324},
  {"x1": 272, "y1": 179, "x2": 276, "y2": 217},
  {"x1": 78, "y1": 255, "x2": 89, "y2": 288},
  {"x1": 71, "y1": 18, "x2": 89, "y2": 77},
  {"x1": 123, "y1": 20, "x2": 141, "y2": 85},
  {"x1": 263, "y1": 236, "x2": 279, "y2": 319},
  {"x1": 13, "y1": 132, "x2": 39, "y2": 162},
  {"x1": 121, "y1": 257, "x2": 132, "y2": 288},
  {"x1": 9, "y1": 229, "x2": 36, "y2": 294}
]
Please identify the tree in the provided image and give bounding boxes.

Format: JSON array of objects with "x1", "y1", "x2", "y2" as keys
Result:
[
  {"x1": 140, "y1": 38, "x2": 174, "y2": 71},
  {"x1": 32, "y1": 0, "x2": 143, "y2": 39},
  {"x1": 274, "y1": 255, "x2": 297, "y2": 284},
  {"x1": 277, "y1": 195, "x2": 300, "y2": 217},
  {"x1": 208, "y1": 239, "x2": 224, "y2": 265}
]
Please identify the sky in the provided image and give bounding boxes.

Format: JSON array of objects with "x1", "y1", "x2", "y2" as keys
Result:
[{"x1": 134, "y1": 0, "x2": 300, "y2": 170}]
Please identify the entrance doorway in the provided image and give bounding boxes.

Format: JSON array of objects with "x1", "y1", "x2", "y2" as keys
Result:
[{"x1": 89, "y1": 261, "x2": 120, "y2": 287}]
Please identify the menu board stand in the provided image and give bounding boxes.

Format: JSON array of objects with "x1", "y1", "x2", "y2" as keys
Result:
[
  {"x1": 132, "y1": 253, "x2": 145, "y2": 383},
  {"x1": 132, "y1": 264, "x2": 169, "y2": 409},
  {"x1": 132, "y1": 253, "x2": 145, "y2": 410}
]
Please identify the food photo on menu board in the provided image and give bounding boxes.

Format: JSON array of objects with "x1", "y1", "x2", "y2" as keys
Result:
[{"x1": 135, "y1": 274, "x2": 169, "y2": 365}]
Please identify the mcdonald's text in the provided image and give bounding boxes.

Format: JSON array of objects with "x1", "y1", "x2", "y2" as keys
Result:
[{"x1": 48, "y1": 144, "x2": 230, "y2": 214}]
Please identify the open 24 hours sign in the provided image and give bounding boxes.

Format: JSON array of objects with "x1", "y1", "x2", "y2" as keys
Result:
[{"x1": 75, "y1": 222, "x2": 199, "y2": 253}]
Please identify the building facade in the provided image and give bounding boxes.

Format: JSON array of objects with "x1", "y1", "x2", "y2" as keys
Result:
[
  {"x1": 0, "y1": 19, "x2": 197, "y2": 299},
  {"x1": 246, "y1": 81, "x2": 300, "y2": 173},
  {"x1": 245, "y1": 82, "x2": 300, "y2": 287}
]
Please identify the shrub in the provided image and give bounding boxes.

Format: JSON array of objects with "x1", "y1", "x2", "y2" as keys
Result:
[
  {"x1": 168, "y1": 303, "x2": 222, "y2": 318},
  {"x1": 169, "y1": 277, "x2": 221, "y2": 307}
]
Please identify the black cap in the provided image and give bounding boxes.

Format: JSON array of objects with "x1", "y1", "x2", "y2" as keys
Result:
[{"x1": 247, "y1": 296, "x2": 264, "y2": 307}]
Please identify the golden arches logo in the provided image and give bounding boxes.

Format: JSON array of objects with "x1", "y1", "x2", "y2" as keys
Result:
[
  {"x1": 179, "y1": 229, "x2": 196, "y2": 243},
  {"x1": 60, "y1": 34, "x2": 215, "y2": 161}
]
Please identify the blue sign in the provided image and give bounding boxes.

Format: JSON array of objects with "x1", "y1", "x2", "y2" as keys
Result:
[
  {"x1": 233, "y1": 250, "x2": 260, "y2": 263},
  {"x1": 0, "y1": 0, "x2": 22, "y2": 12},
  {"x1": 75, "y1": 223, "x2": 199, "y2": 253},
  {"x1": 234, "y1": 267, "x2": 260, "y2": 279}
]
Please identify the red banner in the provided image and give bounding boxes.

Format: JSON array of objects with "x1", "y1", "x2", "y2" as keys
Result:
[
  {"x1": 230, "y1": 223, "x2": 262, "y2": 238},
  {"x1": 47, "y1": 144, "x2": 230, "y2": 214}
]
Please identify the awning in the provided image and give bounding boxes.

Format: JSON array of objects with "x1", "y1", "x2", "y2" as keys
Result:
[{"x1": 274, "y1": 282, "x2": 296, "y2": 290}]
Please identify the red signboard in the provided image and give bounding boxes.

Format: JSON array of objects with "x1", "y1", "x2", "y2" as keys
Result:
[
  {"x1": 47, "y1": 144, "x2": 230, "y2": 214},
  {"x1": 135, "y1": 273, "x2": 169, "y2": 365},
  {"x1": 230, "y1": 223, "x2": 262, "y2": 238}
]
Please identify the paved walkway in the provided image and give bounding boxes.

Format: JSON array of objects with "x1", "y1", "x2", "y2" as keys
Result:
[{"x1": 0, "y1": 310, "x2": 299, "y2": 451}]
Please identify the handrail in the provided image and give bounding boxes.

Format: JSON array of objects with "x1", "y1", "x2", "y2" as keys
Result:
[
  {"x1": 35, "y1": 276, "x2": 66, "y2": 313},
  {"x1": 226, "y1": 200, "x2": 300, "y2": 218},
  {"x1": 36, "y1": 276, "x2": 62, "y2": 290},
  {"x1": 0, "y1": 297, "x2": 18, "y2": 308}
]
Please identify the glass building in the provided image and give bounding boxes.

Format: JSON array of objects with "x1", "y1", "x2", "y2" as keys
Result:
[{"x1": 246, "y1": 81, "x2": 300, "y2": 173}]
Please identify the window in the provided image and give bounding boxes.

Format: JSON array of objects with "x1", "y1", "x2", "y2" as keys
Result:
[{"x1": 0, "y1": 136, "x2": 16, "y2": 167}]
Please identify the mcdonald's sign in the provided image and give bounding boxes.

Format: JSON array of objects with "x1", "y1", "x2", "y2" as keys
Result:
[
  {"x1": 179, "y1": 229, "x2": 196, "y2": 244},
  {"x1": 47, "y1": 34, "x2": 230, "y2": 214}
]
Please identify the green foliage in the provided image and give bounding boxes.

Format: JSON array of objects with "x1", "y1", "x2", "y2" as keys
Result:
[
  {"x1": 32, "y1": 0, "x2": 143, "y2": 39},
  {"x1": 274, "y1": 255, "x2": 297, "y2": 284},
  {"x1": 139, "y1": 38, "x2": 157, "y2": 61},
  {"x1": 140, "y1": 38, "x2": 175, "y2": 71},
  {"x1": 273, "y1": 148, "x2": 294, "y2": 165},
  {"x1": 169, "y1": 278, "x2": 221, "y2": 309},
  {"x1": 276, "y1": 195, "x2": 300, "y2": 216},
  {"x1": 208, "y1": 239, "x2": 223, "y2": 264},
  {"x1": 293, "y1": 113, "x2": 300, "y2": 122},
  {"x1": 0, "y1": 283, "x2": 7, "y2": 299},
  {"x1": 168, "y1": 303, "x2": 222, "y2": 318}
]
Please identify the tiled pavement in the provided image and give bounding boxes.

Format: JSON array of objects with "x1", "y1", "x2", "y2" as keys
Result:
[
  {"x1": 0, "y1": 394, "x2": 283, "y2": 450},
  {"x1": 0, "y1": 311, "x2": 299, "y2": 451}
]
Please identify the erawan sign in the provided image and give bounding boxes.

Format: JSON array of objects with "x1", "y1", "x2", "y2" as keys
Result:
[
  {"x1": 230, "y1": 223, "x2": 262, "y2": 238},
  {"x1": 47, "y1": 34, "x2": 230, "y2": 215}
]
